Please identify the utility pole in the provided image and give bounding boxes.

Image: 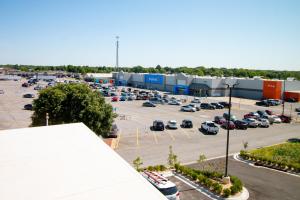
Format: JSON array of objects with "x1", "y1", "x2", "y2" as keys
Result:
[
  {"x1": 46, "y1": 113, "x2": 49, "y2": 126},
  {"x1": 224, "y1": 82, "x2": 238, "y2": 182},
  {"x1": 116, "y1": 36, "x2": 119, "y2": 72}
]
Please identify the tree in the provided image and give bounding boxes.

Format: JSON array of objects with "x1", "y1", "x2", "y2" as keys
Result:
[
  {"x1": 31, "y1": 83, "x2": 114, "y2": 137},
  {"x1": 133, "y1": 156, "x2": 143, "y2": 171},
  {"x1": 168, "y1": 145, "x2": 178, "y2": 167},
  {"x1": 197, "y1": 154, "x2": 207, "y2": 170}
]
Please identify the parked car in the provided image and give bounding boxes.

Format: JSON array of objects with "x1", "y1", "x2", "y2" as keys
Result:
[
  {"x1": 223, "y1": 113, "x2": 236, "y2": 121},
  {"x1": 279, "y1": 115, "x2": 292, "y2": 123},
  {"x1": 200, "y1": 103, "x2": 216, "y2": 110},
  {"x1": 244, "y1": 112, "x2": 260, "y2": 119},
  {"x1": 150, "y1": 97, "x2": 165, "y2": 104},
  {"x1": 210, "y1": 103, "x2": 224, "y2": 109},
  {"x1": 295, "y1": 107, "x2": 300, "y2": 112},
  {"x1": 219, "y1": 101, "x2": 231, "y2": 108},
  {"x1": 107, "y1": 124, "x2": 119, "y2": 138},
  {"x1": 22, "y1": 83, "x2": 30, "y2": 87},
  {"x1": 255, "y1": 100, "x2": 270, "y2": 107},
  {"x1": 34, "y1": 85, "x2": 43, "y2": 90},
  {"x1": 258, "y1": 118, "x2": 270, "y2": 128},
  {"x1": 191, "y1": 97, "x2": 201, "y2": 103},
  {"x1": 286, "y1": 98, "x2": 297, "y2": 102},
  {"x1": 272, "y1": 115, "x2": 282, "y2": 123},
  {"x1": 166, "y1": 120, "x2": 178, "y2": 129},
  {"x1": 119, "y1": 96, "x2": 127, "y2": 101},
  {"x1": 243, "y1": 118, "x2": 259, "y2": 128},
  {"x1": 143, "y1": 101, "x2": 156, "y2": 107},
  {"x1": 0, "y1": 90, "x2": 4, "y2": 94},
  {"x1": 234, "y1": 120, "x2": 248, "y2": 130},
  {"x1": 23, "y1": 93, "x2": 35, "y2": 98},
  {"x1": 266, "y1": 99, "x2": 281, "y2": 106},
  {"x1": 168, "y1": 100, "x2": 182, "y2": 105},
  {"x1": 221, "y1": 121, "x2": 235, "y2": 130},
  {"x1": 188, "y1": 103, "x2": 201, "y2": 111},
  {"x1": 181, "y1": 105, "x2": 196, "y2": 112},
  {"x1": 257, "y1": 110, "x2": 268, "y2": 117},
  {"x1": 265, "y1": 110, "x2": 275, "y2": 115},
  {"x1": 214, "y1": 116, "x2": 226, "y2": 125},
  {"x1": 201, "y1": 121, "x2": 219, "y2": 134},
  {"x1": 151, "y1": 120, "x2": 165, "y2": 131},
  {"x1": 181, "y1": 119, "x2": 193, "y2": 128},
  {"x1": 260, "y1": 115, "x2": 275, "y2": 124},
  {"x1": 24, "y1": 104, "x2": 33, "y2": 110},
  {"x1": 111, "y1": 96, "x2": 119, "y2": 102}
]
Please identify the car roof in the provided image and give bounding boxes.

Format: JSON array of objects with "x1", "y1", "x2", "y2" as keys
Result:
[
  {"x1": 168, "y1": 120, "x2": 177, "y2": 123},
  {"x1": 154, "y1": 120, "x2": 163, "y2": 123},
  {"x1": 204, "y1": 121, "x2": 214, "y2": 123}
]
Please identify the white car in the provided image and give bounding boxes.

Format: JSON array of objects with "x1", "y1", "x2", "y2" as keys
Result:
[
  {"x1": 141, "y1": 171, "x2": 180, "y2": 200},
  {"x1": 272, "y1": 115, "x2": 282, "y2": 123},
  {"x1": 201, "y1": 121, "x2": 219, "y2": 134},
  {"x1": 167, "y1": 120, "x2": 178, "y2": 129},
  {"x1": 168, "y1": 100, "x2": 182, "y2": 105},
  {"x1": 181, "y1": 105, "x2": 196, "y2": 112},
  {"x1": 191, "y1": 97, "x2": 201, "y2": 103},
  {"x1": 258, "y1": 118, "x2": 270, "y2": 128}
]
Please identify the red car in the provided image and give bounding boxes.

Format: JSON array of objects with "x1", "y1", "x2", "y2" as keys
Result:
[
  {"x1": 265, "y1": 110, "x2": 274, "y2": 115},
  {"x1": 244, "y1": 113, "x2": 259, "y2": 119},
  {"x1": 279, "y1": 115, "x2": 292, "y2": 123},
  {"x1": 111, "y1": 96, "x2": 119, "y2": 102},
  {"x1": 221, "y1": 121, "x2": 235, "y2": 130}
]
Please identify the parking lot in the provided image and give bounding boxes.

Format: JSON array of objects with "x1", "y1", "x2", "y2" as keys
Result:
[
  {"x1": 111, "y1": 90, "x2": 300, "y2": 166},
  {"x1": 1, "y1": 80, "x2": 300, "y2": 169}
]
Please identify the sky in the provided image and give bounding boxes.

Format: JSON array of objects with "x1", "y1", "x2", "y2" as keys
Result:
[{"x1": 0, "y1": 0, "x2": 300, "y2": 70}]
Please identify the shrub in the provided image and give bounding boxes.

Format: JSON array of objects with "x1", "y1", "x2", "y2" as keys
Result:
[
  {"x1": 197, "y1": 174, "x2": 205, "y2": 183},
  {"x1": 159, "y1": 165, "x2": 167, "y2": 171},
  {"x1": 212, "y1": 182, "x2": 222, "y2": 194},
  {"x1": 223, "y1": 188, "x2": 231, "y2": 197},
  {"x1": 174, "y1": 163, "x2": 180, "y2": 171},
  {"x1": 147, "y1": 166, "x2": 154, "y2": 171},
  {"x1": 191, "y1": 172, "x2": 198, "y2": 180},
  {"x1": 230, "y1": 176, "x2": 243, "y2": 195},
  {"x1": 204, "y1": 178, "x2": 213, "y2": 188}
]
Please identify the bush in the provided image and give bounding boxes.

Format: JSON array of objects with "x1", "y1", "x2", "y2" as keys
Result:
[
  {"x1": 223, "y1": 188, "x2": 231, "y2": 197},
  {"x1": 204, "y1": 178, "x2": 213, "y2": 188},
  {"x1": 230, "y1": 176, "x2": 243, "y2": 195},
  {"x1": 191, "y1": 172, "x2": 198, "y2": 180},
  {"x1": 212, "y1": 182, "x2": 222, "y2": 194},
  {"x1": 197, "y1": 174, "x2": 205, "y2": 184},
  {"x1": 174, "y1": 163, "x2": 180, "y2": 171}
]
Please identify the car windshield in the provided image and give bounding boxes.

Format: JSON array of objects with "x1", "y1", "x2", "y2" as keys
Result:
[
  {"x1": 207, "y1": 123, "x2": 216, "y2": 127},
  {"x1": 158, "y1": 186, "x2": 178, "y2": 196},
  {"x1": 169, "y1": 121, "x2": 176, "y2": 125}
]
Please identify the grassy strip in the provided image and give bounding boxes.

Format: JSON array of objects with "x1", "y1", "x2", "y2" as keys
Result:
[
  {"x1": 174, "y1": 164, "x2": 243, "y2": 197},
  {"x1": 240, "y1": 142, "x2": 300, "y2": 172}
]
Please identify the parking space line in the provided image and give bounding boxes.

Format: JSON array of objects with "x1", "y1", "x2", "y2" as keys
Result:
[
  {"x1": 115, "y1": 131, "x2": 121, "y2": 148},
  {"x1": 165, "y1": 130, "x2": 175, "y2": 141},
  {"x1": 151, "y1": 131, "x2": 158, "y2": 144},
  {"x1": 136, "y1": 128, "x2": 139, "y2": 146}
]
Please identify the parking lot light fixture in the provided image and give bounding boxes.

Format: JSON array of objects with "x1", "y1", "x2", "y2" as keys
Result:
[{"x1": 224, "y1": 81, "x2": 238, "y2": 179}]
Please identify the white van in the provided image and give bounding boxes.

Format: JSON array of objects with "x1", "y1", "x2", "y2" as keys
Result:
[{"x1": 141, "y1": 171, "x2": 180, "y2": 200}]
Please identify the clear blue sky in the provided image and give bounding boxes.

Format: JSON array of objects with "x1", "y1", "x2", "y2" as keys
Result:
[{"x1": 0, "y1": 0, "x2": 299, "y2": 70}]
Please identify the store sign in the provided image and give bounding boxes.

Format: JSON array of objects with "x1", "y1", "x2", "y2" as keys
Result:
[{"x1": 144, "y1": 74, "x2": 164, "y2": 84}]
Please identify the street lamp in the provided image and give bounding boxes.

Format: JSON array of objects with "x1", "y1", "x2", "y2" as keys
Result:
[{"x1": 224, "y1": 81, "x2": 238, "y2": 181}]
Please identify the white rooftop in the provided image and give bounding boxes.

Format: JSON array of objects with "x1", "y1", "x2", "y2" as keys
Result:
[{"x1": 0, "y1": 123, "x2": 167, "y2": 200}]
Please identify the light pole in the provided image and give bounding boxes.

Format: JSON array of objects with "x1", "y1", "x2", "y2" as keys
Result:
[
  {"x1": 282, "y1": 79, "x2": 286, "y2": 115},
  {"x1": 116, "y1": 36, "x2": 119, "y2": 71},
  {"x1": 224, "y1": 82, "x2": 238, "y2": 180}
]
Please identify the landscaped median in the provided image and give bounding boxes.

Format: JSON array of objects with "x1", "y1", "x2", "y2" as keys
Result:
[
  {"x1": 239, "y1": 141, "x2": 300, "y2": 174},
  {"x1": 174, "y1": 164, "x2": 243, "y2": 198}
]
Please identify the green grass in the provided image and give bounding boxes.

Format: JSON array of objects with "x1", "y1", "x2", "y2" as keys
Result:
[{"x1": 249, "y1": 142, "x2": 300, "y2": 166}]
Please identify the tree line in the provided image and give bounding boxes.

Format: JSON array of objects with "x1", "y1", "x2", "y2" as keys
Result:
[{"x1": 2, "y1": 64, "x2": 300, "y2": 80}]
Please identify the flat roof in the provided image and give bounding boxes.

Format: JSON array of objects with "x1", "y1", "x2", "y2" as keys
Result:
[{"x1": 0, "y1": 123, "x2": 166, "y2": 200}]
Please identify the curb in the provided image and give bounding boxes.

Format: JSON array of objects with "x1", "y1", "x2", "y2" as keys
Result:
[
  {"x1": 233, "y1": 153, "x2": 300, "y2": 178},
  {"x1": 173, "y1": 173, "x2": 249, "y2": 200}
]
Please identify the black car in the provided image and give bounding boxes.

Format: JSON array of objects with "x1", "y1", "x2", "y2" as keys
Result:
[
  {"x1": 286, "y1": 98, "x2": 296, "y2": 103},
  {"x1": 200, "y1": 103, "x2": 216, "y2": 110},
  {"x1": 151, "y1": 120, "x2": 165, "y2": 131},
  {"x1": 24, "y1": 104, "x2": 33, "y2": 110},
  {"x1": 234, "y1": 120, "x2": 248, "y2": 130},
  {"x1": 23, "y1": 93, "x2": 35, "y2": 98},
  {"x1": 257, "y1": 110, "x2": 268, "y2": 117},
  {"x1": 181, "y1": 119, "x2": 193, "y2": 128},
  {"x1": 211, "y1": 103, "x2": 224, "y2": 109},
  {"x1": 256, "y1": 100, "x2": 270, "y2": 107},
  {"x1": 143, "y1": 101, "x2": 156, "y2": 107},
  {"x1": 219, "y1": 101, "x2": 231, "y2": 108}
]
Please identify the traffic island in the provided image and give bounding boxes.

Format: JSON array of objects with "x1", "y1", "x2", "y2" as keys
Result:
[
  {"x1": 238, "y1": 141, "x2": 300, "y2": 175},
  {"x1": 173, "y1": 164, "x2": 248, "y2": 199}
]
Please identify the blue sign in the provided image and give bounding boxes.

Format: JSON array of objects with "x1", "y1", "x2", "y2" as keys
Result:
[{"x1": 144, "y1": 74, "x2": 164, "y2": 85}]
